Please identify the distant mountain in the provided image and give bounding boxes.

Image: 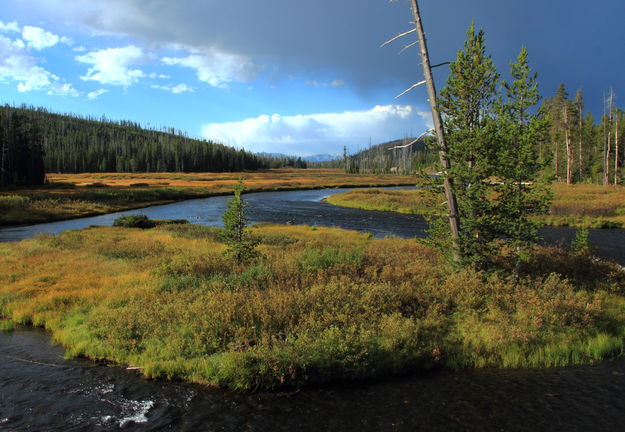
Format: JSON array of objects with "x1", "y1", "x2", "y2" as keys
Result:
[
  {"x1": 302, "y1": 154, "x2": 340, "y2": 163},
  {"x1": 256, "y1": 152, "x2": 339, "y2": 164}
]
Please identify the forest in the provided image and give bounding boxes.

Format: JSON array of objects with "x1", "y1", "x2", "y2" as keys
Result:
[
  {"x1": 543, "y1": 85, "x2": 623, "y2": 185},
  {"x1": 0, "y1": 105, "x2": 306, "y2": 187}
]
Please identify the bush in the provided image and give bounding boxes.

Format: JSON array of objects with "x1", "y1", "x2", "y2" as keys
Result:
[
  {"x1": 0, "y1": 195, "x2": 31, "y2": 210},
  {"x1": 113, "y1": 214, "x2": 156, "y2": 229}
]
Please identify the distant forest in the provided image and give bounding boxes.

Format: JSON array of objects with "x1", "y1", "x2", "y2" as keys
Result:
[
  {"x1": 542, "y1": 85, "x2": 624, "y2": 185},
  {"x1": 315, "y1": 85, "x2": 625, "y2": 184},
  {"x1": 0, "y1": 105, "x2": 305, "y2": 187},
  {"x1": 311, "y1": 136, "x2": 438, "y2": 174}
]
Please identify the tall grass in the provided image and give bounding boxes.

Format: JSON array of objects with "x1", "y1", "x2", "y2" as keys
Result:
[
  {"x1": 1, "y1": 223, "x2": 625, "y2": 390},
  {"x1": 328, "y1": 183, "x2": 625, "y2": 228}
]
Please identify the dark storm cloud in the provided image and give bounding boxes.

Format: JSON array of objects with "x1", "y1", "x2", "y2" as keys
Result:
[{"x1": 29, "y1": 0, "x2": 625, "y2": 114}]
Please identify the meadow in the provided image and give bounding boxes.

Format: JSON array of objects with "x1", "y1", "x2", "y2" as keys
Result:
[
  {"x1": 1, "y1": 222, "x2": 624, "y2": 390},
  {"x1": 327, "y1": 183, "x2": 625, "y2": 228},
  {"x1": 0, "y1": 169, "x2": 416, "y2": 226}
]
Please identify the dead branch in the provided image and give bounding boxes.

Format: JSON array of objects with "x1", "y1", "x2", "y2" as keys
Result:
[
  {"x1": 394, "y1": 80, "x2": 426, "y2": 98},
  {"x1": 380, "y1": 28, "x2": 416, "y2": 48}
]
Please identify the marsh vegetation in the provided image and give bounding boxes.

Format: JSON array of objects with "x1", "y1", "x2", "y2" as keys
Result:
[{"x1": 1, "y1": 222, "x2": 624, "y2": 390}]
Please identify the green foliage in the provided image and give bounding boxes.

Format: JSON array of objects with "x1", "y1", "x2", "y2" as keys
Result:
[
  {"x1": 113, "y1": 214, "x2": 156, "y2": 229},
  {"x1": 221, "y1": 180, "x2": 259, "y2": 263},
  {"x1": 571, "y1": 227, "x2": 591, "y2": 255},
  {"x1": 435, "y1": 24, "x2": 551, "y2": 271},
  {"x1": 493, "y1": 47, "x2": 552, "y2": 275},
  {"x1": 0, "y1": 195, "x2": 31, "y2": 210},
  {"x1": 0, "y1": 106, "x2": 45, "y2": 187},
  {"x1": 438, "y1": 22, "x2": 501, "y2": 269}
]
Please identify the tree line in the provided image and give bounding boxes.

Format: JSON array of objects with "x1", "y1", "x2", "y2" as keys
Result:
[
  {"x1": 311, "y1": 137, "x2": 438, "y2": 174},
  {"x1": 542, "y1": 85, "x2": 623, "y2": 185},
  {"x1": 0, "y1": 105, "x2": 307, "y2": 186},
  {"x1": 0, "y1": 106, "x2": 45, "y2": 187}
]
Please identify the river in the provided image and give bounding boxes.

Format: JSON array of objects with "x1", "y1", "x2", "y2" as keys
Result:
[{"x1": 1, "y1": 187, "x2": 625, "y2": 431}]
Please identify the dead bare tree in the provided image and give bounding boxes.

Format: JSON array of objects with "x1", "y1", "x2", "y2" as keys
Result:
[
  {"x1": 604, "y1": 89, "x2": 615, "y2": 186},
  {"x1": 564, "y1": 103, "x2": 573, "y2": 184},
  {"x1": 384, "y1": 0, "x2": 460, "y2": 261},
  {"x1": 574, "y1": 89, "x2": 584, "y2": 180},
  {"x1": 615, "y1": 112, "x2": 620, "y2": 185}
]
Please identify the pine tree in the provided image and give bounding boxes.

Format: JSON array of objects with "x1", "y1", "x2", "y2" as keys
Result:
[
  {"x1": 495, "y1": 47, "x2": 551, "y2": 277},
  {"x1": 438, "y1": 22, "x2": 500, "y2": 269},
  {"x1": 221, "y1": 180, "x2": 259, "y2": 263}
]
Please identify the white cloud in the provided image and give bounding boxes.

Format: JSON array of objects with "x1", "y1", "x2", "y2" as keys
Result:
[
  {"x1": 417, "y1": 111, "x2": 434, "y2": 129},
  {"x1": 0, "y1": 34, "x2": 79, "y2": 96},
  {"x1": 22, "y1": 26, "x2": 60, "y2": 50},
  {"x1": 162, "y1": 48, "x2": 259, "y2": 88},
  {"x1": 201, "y1": 105, "x2": 427, "y2": 155},
  {"x1": 148, "y1": 72, "x2": 170, "y2": 79},
  {"x1": 87, "y1": 88, "x2": 108, "y2": 100},
  {"x1": 60, "y1": 36, "x2": 73, "y2": 46},
  {"x1": 305, "y1": 79, "x2": 345, "y2": 88},
  {"x1": 76, "y1": 45, "x2": 147, "y2": 86},
  {"x1": 73, "y1": 45, "x2": 87, "y2": 52},
  {"x1": 0, "y1": 21, "x2": 20, "y2": 33},
  {"x1": 150, "y1": 83, "x2": 193, "y2": 94}
]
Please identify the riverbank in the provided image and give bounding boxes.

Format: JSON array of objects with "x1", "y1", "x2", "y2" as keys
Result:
[
  {"x1": 1, "y1": 223, "x2": 624, "y2": 391},
  {"x1": 326, "y1": 183, "x2": 625, "y2": 228},
  {"x1": 0, "y1": 169, "x2": 417, "y2": 227}
]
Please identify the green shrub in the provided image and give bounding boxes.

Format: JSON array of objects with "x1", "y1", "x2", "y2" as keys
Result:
[
  {"x1": 113, "y1": 214, "x2": 156, "y2": 229},
  {"x1": 0, "y1": 195, "x2": 31, "y2": 210}
]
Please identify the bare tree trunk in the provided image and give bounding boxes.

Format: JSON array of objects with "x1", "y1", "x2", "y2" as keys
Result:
[
  {"x1": 565, "y1": 104, "x2": 572, "y2": 184},
  {"x1": 605, "y1": 112, "x2": 612, "y2": 186},
  {"x1": 604, "y1": 90, "x2": 614, "y2": 186},
  {"x1": 615, "y1": 114, "x2": 620, "y2": 185},
  {"x1": 554, "y1": 142, "x2": 559, "y2": 181},
  {"x1": 578, "y1": 109, "x2": 583, "y2": 180},
  {"x1": 409, "y1": 0, "x2": 460, "y2": 259}
]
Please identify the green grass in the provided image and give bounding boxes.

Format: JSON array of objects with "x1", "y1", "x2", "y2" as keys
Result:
[{"x1": 1, "y1": 224, "x2": 624, "y2": 390}]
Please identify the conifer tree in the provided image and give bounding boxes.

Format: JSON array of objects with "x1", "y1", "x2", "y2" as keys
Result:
[
  {"x1": 495, "y1": 47, "x2": 551, "y2": 277},
  {"x1": 221, "y1": 180, "x2": 259, "y2": 263},
  {"x1": 438, "y1": 22, "x2": 500, "y2": 269}
]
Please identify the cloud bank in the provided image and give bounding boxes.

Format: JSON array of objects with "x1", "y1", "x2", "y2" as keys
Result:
[{"x1": 201, "y1": 105, "x2": 427, "y2": 155}]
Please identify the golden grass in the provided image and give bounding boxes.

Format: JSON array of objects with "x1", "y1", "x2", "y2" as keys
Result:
[
  {"x1": 1, "y1": 223, "x2": 624, "y2": 390},
  {"x1": 327, "y1": 183, "x2": 625, "y2": 228},
  {"x1": 0, "y1": 169, "x2": 416, "y2": 226},
  {"x1": 326, "y1": 188, "x2": 434, "y2": 215}
]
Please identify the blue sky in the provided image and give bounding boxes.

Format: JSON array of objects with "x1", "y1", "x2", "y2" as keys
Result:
[{"x1": 0, "y1": 0, "x2": 623, "y2": 156}]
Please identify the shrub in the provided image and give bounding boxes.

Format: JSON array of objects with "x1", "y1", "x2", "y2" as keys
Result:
[
  {"x1": 0, "y1": 195, "x2": 31, "y2": 210},
  {"x1": 113, "y1": 214, "x2": 156, "y2": 229}
]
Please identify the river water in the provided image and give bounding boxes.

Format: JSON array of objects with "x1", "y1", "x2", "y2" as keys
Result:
[{"x1": 2, "y1": 187, "x2": 625, "y2": 431}]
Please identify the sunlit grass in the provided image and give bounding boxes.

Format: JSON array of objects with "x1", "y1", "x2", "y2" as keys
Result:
[
  {"x1": 0, "y1": 169, "x2": 416, "y2": 226},
  {"x1": 1, "y1": 223, "x2": 624, "y2": 390},
  {"x1": 327, "y1": 183, "x2": 625, "y2": 228}
]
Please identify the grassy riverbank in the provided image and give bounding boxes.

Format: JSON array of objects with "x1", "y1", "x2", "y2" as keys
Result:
[
  {"x1": 327, "y1": 183, "x2": 625, "y2": 228},
  {"x1": 0, "y1": 169, "x2": 416, "y2": 226},
  {"x1": 1, "y1": 223, "x2": 624, "y2": 390}
]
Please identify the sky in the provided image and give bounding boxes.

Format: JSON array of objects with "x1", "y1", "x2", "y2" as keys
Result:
[{"x1": 0, "y1": 0, "x2": 623, "y2": 157}]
